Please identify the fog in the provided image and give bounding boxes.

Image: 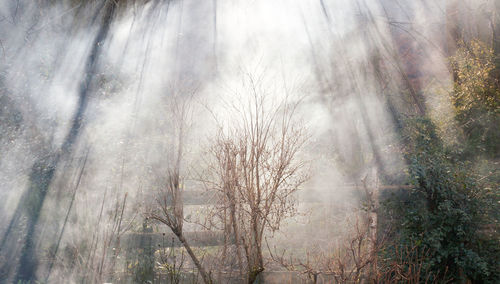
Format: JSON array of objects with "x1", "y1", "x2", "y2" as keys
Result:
[{"x1": 0, "y1": 0, "x2": 492, "y2": 282}]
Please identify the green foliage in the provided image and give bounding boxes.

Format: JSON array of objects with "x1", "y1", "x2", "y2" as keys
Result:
[
  {"x1": 450, "y1": 40, "x2": 500, "y2": 157},
  {"x1": 386, "y1": 118, "x2": 499, "y2": 283},
  {"x1": 383, "y1": 39, "x2": 500, "y2": 282}
]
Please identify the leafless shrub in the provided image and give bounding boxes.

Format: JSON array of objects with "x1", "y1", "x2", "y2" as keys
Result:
[
  {"x1": 201, "y1": 75, "x2": 309, "y2": 283},
  {"x1": 157, "y1": 237, "x2": 187, "y2": 284},
  {"x1": 264, "y1": 169, "x2": 384, "y2": 284},
  {"x1": 269, "y1": 213, "x2": 378, "y2": 284},
  {"x1": 378, "y1": 243, "x2": 452, "y2": 284}
]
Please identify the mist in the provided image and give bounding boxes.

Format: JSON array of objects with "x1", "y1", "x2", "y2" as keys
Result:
[{"x1": 0, "y1": 0, "x2": 497, "y2": 283}]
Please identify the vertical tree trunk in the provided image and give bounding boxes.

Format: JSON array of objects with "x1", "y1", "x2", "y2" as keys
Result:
[
  {"x1": 247, "y1": 213, "x2": 264, "y2": 284},
  {"x1": 0, "y1": 1, "x2": 117, "y2": 282},
  {"x1": 229, "y1": 200, "x2": 244, "y2": 274},
  {"x1": 445, "y1": 0, "x2": 460, "y2": 58},
  {"x1": 491, "y1": 0, "x2": 500, "y2": 83},
  {"x1": 365, "y1": 167, "x2": 379, "y2": 282}
]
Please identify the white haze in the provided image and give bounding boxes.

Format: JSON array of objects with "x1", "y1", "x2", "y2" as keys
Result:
[{"x1": 0, "y1": 0, "x2": 492, "y2": 282}]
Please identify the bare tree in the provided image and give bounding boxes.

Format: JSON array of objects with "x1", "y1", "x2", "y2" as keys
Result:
[
  {"x1": 203, "y1": 76, "x2": 309, "y2": 284},
  {"x1": 148, "y1": 93, "x2": 213, "y2": 284},
  {"x1": 362, "y1": 167, "x2": 380, "y2": 281}
]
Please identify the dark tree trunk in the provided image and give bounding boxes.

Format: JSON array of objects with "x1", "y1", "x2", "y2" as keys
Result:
[
  {"x1": 0, "y1": 1, "x2": 117, "y2": 282},
  {"x1": 175, "y1": 231, "x2": 212, "y2": 284}
]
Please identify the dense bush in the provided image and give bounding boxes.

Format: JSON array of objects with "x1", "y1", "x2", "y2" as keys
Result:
[{"x1": 384, "y1": 118, "x2": 499, "y2": 283}]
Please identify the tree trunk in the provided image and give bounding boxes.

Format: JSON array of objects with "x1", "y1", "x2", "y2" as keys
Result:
[
  {"x1": 365, "y1": 167, "x2": 379, "y2": 282},
  {"x1": 445, "y1": 0, "x2": 460, "y2": 58},
  {"x1": 229, "y1": 200, "x2": 244, "y2": 274},
  {"x1": 492, "y1": 0, "x2": 500, "y2": 84},
  {"x1": 175, "y1": 232, "x2": 212, "y2": 284},
  {"x1": 247, "y1": 266, "x2": 264, "y2": 284},
  {"x1": 247, "y1": 213, "x2": 264, "y2": 284},
  {"x1": 0, "y1": 1, "x2": 117, "y2": 282}
]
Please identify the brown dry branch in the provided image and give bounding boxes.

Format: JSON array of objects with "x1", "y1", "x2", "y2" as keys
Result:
[
  {"x1": 147, "y1": 91, "x2": 213, "y2": 284},
  {"x1": 201, "y1": 75, "x2": 309, "y2": 284},
  {"x1": 269, "y1": 209, "x2": 388, "y2": 283},
  {"x1": 378, "y1": 243, "x2": 452, "y2": 284},
  {"x1": 266, "y1": 168, "x2": 384, "y2": 284}
]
